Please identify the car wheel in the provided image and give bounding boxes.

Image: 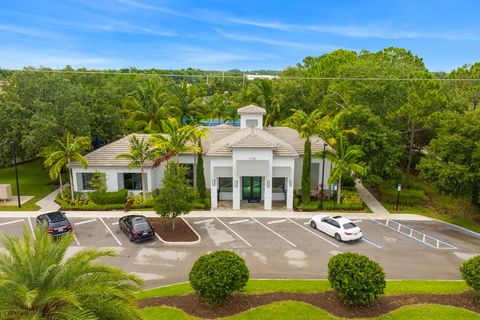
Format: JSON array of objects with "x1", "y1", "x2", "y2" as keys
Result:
[
  {"x1": 128, "y1": 233, "x2": 134, "y2": 242},
  {"x1": 334, "y1": 233, "x2": 342, "y2": 242},
  {"x1": 310, "y1": 221, "x2": 317, "y2": 229}
]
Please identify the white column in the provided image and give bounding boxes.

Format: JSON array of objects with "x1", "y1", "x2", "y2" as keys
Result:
[
  {"x1": 264, "y1": 176, "x2": 272, "y2": 210},
  {"x1": 210, "y1": 177, "x2": 218, "y2": 209},
  {"x1": 286, "y1": 166, "x2": 294, "y2": 209},
  {"x1": 232, "y1": 160, "x2": 240, "y2": 209},
  {"x1": 106, "y1": 170, "x2": 118, "y2": 192}
]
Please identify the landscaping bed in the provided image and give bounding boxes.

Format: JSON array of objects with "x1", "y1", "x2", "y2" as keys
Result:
[
  {"x1": 138, "y1": 290, "x2": 480, "y2": 319},
  {"x1": 148, "y1": 217, "x2": 199, "y2": 242}
]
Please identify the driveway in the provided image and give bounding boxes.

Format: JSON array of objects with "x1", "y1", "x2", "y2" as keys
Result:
[{"x1": 0, "y1": 216, "x2": 478, "y2": 289}]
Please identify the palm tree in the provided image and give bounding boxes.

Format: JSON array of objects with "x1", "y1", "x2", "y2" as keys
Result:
[
  {"x1": 318, "y1": 134, "x2": 367, "y2": 203},
  {"x1": 115, "y1": 135, "x2": 157, "y2": 201},
  {"x1": 150, "y1": 118, "x2": 200, "y2": 167},
  {"x1": 122, "y1": 79, "x2": 181, "y2": 133},
  {"x1": 42, "y1": 132, "x2": 91, "y2": 201},
  {"x1": 0, "y1": 227, "x2": 143, "y2": 319},
  {"x1": 283, "y1": 109, "x2": 327, "y2": 203}
]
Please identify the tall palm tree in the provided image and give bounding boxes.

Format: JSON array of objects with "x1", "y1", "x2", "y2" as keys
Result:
[
  {"x1": 122, "y1": 79, "x2": 181, "y2": 133},
  {"x1": 150, "y1": 118, "x2": 200, "y2": 167},
  {"x1": 318, "y1": 134, "x2": 367, "y2": 203},
  {"x1": 283, "y1": 109, "x2": 327, "y2": 203},
  {"x1": 42, "y1": 132, "x2": 91, "y2": 201},
  {"x1": 0, "y1": 227, "x2": 143, "y2": 319},
  {"x1": 115, "y1": 135, "x2": 157, "y2": 201}
]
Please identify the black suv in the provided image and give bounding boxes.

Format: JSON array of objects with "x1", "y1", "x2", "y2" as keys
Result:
[
  {"x1": 36, "y1": 211, "x2": 72, "y2": 236},
  {"x1": 119, "y1": 215, "x2": 155, "y2": 242}
]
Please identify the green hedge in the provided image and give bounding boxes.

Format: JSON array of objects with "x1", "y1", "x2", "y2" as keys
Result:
[
  {"x1": 379, "y1": 182, "x2": 426, "y2": 205},
  {"x1": 460, "y1": 255, "x2": 480, "y2": 292},
  {"x1": 89, "y1": 189, "x2": 128, "y2": 205},
  {"x1": 295, "y1": 190, "x2": 364, "y2": 211},
  {"x1": 56, "y1": 196, "x2": 125, "y2": 211}
]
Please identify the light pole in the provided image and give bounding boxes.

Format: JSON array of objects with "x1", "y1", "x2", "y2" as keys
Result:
[
  {"x1": 396, "y1": 183, "x2": 401, "y2": 211},
  {"x1": 333, "y1": 183, "x2": 338, "y2": 211},
  {"x1": 10, "y1": 141, "x2": 21, "y2": 208},
  {"x1": 319, "y1": 143, "x2": 327, "y2": 210}
]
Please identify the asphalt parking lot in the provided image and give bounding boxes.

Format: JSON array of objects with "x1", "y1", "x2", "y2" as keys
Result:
[{"x1": 0, "y1": 215, "x2": 478, "y2": 289}]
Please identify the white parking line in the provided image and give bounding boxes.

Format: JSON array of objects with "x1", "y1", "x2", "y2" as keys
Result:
[
  {"x1": 288, "y1": 219, "x2": 340, "y2": 248},
  {"x1": 74, "y1": 219, "x2": 96, "y2": 226},
  {"x1": 216, "y1": 218, "x2": 252, "y2": 247},
  {"x1": 27, "y1": 218, "x2": 35, "y2": 239},
  {"x1": 251, "y1": 217, "x2": 297, "y2": 247},
  {"x1": 194, "y1": 219, "x2": 214, "y2": 225},
  {"x1": 229, "y1": 219, "x2": 250, "y2": 225},
  {"x1": 72, "y1": 232, "x2": 81, "y2": 246},
  {"x1": 99, "y1": 217, "x2": 122, "y2": 246},
  {"x1": 0, "y1": 219, "x2": 24, "y2": 226},
  {"x1": 352, "y1": 220, "x2": 362, "y2": 223},
  {"x1": 304, "y1": 221, "x2": 311, "y2": 225},
  {"x1": 112, "y1": 222, "x2": 119, "y2": 226},
  {"x1": 361, "y1": 237, "x2": 382, "y2": 249},
  {"x1": 267, "y1": 219, "x2": 287, "y2": 225}
]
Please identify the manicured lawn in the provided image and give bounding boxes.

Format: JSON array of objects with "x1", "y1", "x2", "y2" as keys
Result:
[
  {"x1": 0, "y1": 159, "x2": 59, "y2": 211},
  {"x1": 135, "y1": 279, "x2": 469, "y2": 300},
  {"x1": 141, "y1": 303, "x2": 479, "y2": 320}
]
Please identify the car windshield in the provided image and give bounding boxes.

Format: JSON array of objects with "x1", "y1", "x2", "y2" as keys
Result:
[
  {"x1": 343, "y1": 223, "x2": 357, "y2": 230},
  {"x1": 133, "y1": 221, "x2": 150, "y2": 231}
]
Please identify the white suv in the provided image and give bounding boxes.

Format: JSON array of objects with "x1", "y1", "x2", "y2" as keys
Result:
[{"x1": 309, "y1": 215, "x2": 362, "y2": 242}]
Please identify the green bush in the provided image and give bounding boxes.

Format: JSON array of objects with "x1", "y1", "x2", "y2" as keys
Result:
[
  {"x1": 460, "y1": 255, "x2": 480, "y2": 292},
  {"x1": 342, "y1": 175, "x2": 356, "y2": 188},
  {"x1": 89, "y1": 189, "x2": 128, "y2": 205},
  {"x1": 328, "y1": 252, "x2": 386, "y2": 305},
  {"x1": 379, "y1": 182, "x2": 426, "y2": 205},
  {"x1": 56, "y1": 195, "x2": 125, "y2": 210},
  {"x1": 189, "y1": 250, "x2": 249, "y2": 305}
]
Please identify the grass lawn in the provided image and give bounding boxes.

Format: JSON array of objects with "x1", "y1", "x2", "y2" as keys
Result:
[
  {"x1": 141, "y1": 303, "x2": 479, "y2": 320},
  {"x1": 137, "y1": 280, "x2": 474, "y2": 319},
  {"x1": 135, "y1": 279, "x2": 470, "y2": 300},
  {"x1": 0, "y1": 159, "x2": 60, "y2": 211}
]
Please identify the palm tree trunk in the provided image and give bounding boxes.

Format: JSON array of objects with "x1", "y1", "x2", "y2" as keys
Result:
[
  {"x1": 337, "y1": 176, "x2": 342, "y2": 204},
  {"x1": 141, "y1": 165, "x2": 146, "y2": 202},
  {"x1": 172, "y1": 217, "x2": 175, "y2": 230},
  {"x1": 69, "y1": 167, "x2": 75, "y2": 202},
  {"x1": 59, "y1": 174, "x2": 63, "y2": 199}
]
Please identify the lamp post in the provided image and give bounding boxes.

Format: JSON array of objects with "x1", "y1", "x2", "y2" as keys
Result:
[
  {"x1": 396, "y1": 183, "x2": 401, "y2": 211},
  {"x1": 10, "y1": 141, "x2": 21, "y2": 208},
  {"x1": 333, "y1": 183, "x2": 338, "y2": 211},
  {"x1": 318, "y1": 143, "x2": 327, "y2": 210}
]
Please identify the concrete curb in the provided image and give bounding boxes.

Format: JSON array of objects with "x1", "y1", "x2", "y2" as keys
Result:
[
  {"x1": 154, "y1": 217, "x2": 201, "y2": 246},
  {"x1": 433, "y1": 218, "x2": 480, "y2": 239}
]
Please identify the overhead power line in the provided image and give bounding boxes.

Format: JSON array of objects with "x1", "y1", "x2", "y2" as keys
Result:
[{"x1": 3, "y1": 68, "x2": 480, "y2": 82}]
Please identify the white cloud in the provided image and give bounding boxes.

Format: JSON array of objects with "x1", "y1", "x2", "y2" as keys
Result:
[
  {"x1": 230, "y1": 18, "x2": 480, "y2": 41},
  {"x1": 215, "y1": 28, "x2": 342, "y2": 52},
  {"x1": 113, "y1": 0, "x2": 193, "y2": 19}
]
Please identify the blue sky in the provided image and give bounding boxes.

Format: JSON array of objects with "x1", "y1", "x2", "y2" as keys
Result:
[{"x1": 0, "y1": 0, "x2": 479, "y2": 71}]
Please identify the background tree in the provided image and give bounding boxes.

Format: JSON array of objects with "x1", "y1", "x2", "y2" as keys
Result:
[
  {"x1": 41, "y1": 132, "x2": 91, "y2": 201},
  {"x1": 122, "y1": 79, "x2": 180, "y2": 133},
  {"x1": 320, "y1": 134, "x2": 367, "y2": 203},
  {"x1": 418, "y1": 111, "x2": 480, "y2": 205},
  {"x1": 115, "y1": 134, "x2": 156, "y2": 201},
  {"x1": 154, "y1": 161, "x2": 196, "y2": 229},
  {"x1": 0, "y1": 227, "x2": 143, "y2": 319}
]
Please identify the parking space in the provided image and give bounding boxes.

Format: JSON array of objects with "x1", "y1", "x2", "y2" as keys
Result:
[{"x1": 0, "y1": 215, "x2": 478, "y2": 288}]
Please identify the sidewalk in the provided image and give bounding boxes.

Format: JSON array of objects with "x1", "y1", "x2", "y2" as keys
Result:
[
  {"x1": 355, "y1": 179, "x2": 390, "y2": 217},
  {"x1": 35, "y1": 185, "x2": 64, "y2": 212}
]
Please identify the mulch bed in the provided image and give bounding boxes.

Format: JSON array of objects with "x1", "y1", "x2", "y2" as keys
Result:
[
  {"x1": 148, "y1": 217, "x2": 199, "y2": 242},
  {"x1": 137, "y1": 291, "x2": 480, "y2": 319}
]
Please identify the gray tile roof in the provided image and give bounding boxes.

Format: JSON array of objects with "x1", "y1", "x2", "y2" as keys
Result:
[
  {"x1": 71, "y1": 126, "x2": 331, "y2": 167},
  {"x1": 237, "y1": 104, "x2": 266, "y2": 114}
]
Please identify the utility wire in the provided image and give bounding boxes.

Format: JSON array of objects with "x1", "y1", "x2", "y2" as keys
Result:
[{"x1": 3, "y1": 68, "x2": 480, "y2": 82}]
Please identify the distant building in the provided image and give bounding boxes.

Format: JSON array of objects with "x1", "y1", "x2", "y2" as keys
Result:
[{"x1": 244, "y1": 74, "x2": 279, "y2": 80}]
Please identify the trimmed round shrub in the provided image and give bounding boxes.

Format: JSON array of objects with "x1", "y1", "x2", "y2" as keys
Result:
[
  {"x1": 460, "y1": 255, "x2": 480, "y2": 292},
  {"x1": 328, "y1": 252, "x2": 386, "y2": 305},
  {"x1": 189, "y1": 250, "x2": 249, "y2": 305}
]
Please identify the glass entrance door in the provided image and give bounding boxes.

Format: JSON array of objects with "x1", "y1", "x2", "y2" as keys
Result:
[{"x1": 242, "y1": 176, "x2": 262, "y2": 202}]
